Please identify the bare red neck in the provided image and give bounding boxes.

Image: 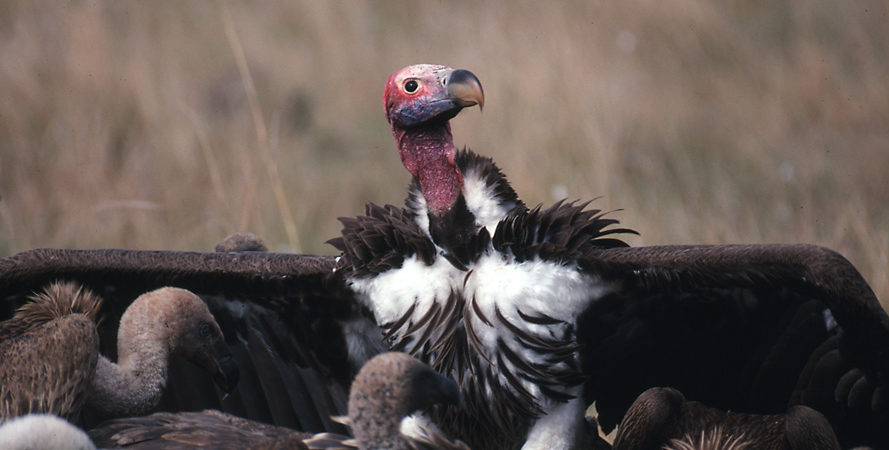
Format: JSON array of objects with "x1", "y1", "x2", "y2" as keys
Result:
[{"x1": 393, "y1": 123, "x2": 463, "y2": 215}]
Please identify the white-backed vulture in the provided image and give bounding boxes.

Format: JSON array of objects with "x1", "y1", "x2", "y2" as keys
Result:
[
  {"x1": 0, "y1": 282, "x2": 237, "y2": 424},
  {"x1": 88, "y1": 352, "x2": 465, "y2": 450},
  {"x1": 612, "y1": 386, "x2": 840, "y2": 450}
]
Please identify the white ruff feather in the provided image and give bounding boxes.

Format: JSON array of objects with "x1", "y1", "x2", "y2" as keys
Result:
[
  {"x1": 410, "y1": 190, "x2": 433, "y2": 238},
  {"x1": 461, "y1": 165, "x2": 515, "y2": 234}
]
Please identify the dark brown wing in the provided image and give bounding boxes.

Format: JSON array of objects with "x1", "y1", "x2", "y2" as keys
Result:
[
  {"x1": 577, "y1": 244, "x2": 889, "y2": 448},
  {"x1": 491, "y1": 199, "x2": 636, "y2": 261},
  {"x1": 327, "y1": 203, "x2": 437, "y2": 278},
  {"x1": 0, "y1": 248, "x2": 361, "y2": 433},
  {"x1": 88, "y1": 409, "x2": 312, "y2": 449}
]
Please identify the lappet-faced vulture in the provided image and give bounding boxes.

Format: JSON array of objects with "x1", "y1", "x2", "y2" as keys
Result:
[{"x1": 2, "y1": 65, "x2": 888, "y2": 449}]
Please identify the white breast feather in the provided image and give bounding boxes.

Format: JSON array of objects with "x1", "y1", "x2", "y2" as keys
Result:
[
  {"x1": 349, "y1": 255, "x2": 460, "y2": 326},
  {"x1": 349, "y1": 188, "x2": 612, "y2": 449},
  {"x1": 465, "y1": 252, "x2": 614, "y2": 407},
  {"x1": 467, "y1": 252, "x2": 613, "y2": 323}
]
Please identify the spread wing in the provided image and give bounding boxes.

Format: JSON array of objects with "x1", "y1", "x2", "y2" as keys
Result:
[
  {"x1": 0, "y1": 248, "x2": 369, "y2": 433},
  {"x1": 577, "y1": 244, "x2": 889, "y2": 448}
]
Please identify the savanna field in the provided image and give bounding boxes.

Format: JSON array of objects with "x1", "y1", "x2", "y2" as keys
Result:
[{"x1": 0, "y1": 1, "x2": 887, "y2": 308}]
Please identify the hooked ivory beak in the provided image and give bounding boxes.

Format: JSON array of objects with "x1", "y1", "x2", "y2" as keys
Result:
[{"x1": 446, "y1": 69, "x2": 484, "y2": 111}]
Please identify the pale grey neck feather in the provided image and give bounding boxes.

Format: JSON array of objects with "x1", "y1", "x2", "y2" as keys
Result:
[{"x1": 86, "y1": 343, "x2": 168, "y2": 418}]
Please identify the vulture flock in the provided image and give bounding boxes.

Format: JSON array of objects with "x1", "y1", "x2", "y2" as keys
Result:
[{"x1": 1, "y1": 64, "x2": 888, "y2": 449}]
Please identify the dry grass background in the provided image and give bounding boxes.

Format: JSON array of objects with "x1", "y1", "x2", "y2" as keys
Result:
[{"x1": 0, "y1": 1, "x2": 887, "y2": 306}]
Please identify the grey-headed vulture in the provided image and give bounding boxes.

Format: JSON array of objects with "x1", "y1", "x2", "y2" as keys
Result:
[{"x1": 1, "y1": 64, "x2": 888, "y2": 449}]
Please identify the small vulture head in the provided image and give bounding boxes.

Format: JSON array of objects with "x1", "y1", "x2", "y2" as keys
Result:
[
  {"x1": 121, "y1": 287, "x2": 239, "y2": 394},
  {"x1": 348, "y1": 352, "x2": 460, "y2": 443}
]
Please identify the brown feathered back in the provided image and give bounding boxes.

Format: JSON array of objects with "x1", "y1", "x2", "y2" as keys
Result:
[
  {"x1": 0, "y1": 282, "x2": 103, "y2": 422},
  {"x1": 0, "y1": 281, "x2": 103, "y2": 340},
  {"x1": 665, "y1": 428, "x2": 752, "y2": 450},
  {"x1": 612, "y1": 387, "x2": 840, "y2": 450}
]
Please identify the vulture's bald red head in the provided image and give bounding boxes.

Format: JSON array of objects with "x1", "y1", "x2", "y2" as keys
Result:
[
  {"x1": 383, "y1": 64, "x2": 483, "y2": 128},
  {"x1": 382, "y1": 64, "x2": 484, "y2": 215}
]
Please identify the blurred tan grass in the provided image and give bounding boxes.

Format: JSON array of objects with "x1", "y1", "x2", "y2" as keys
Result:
[{"x1": 0, "y1": 1, "x2": 887, "y2": 306}]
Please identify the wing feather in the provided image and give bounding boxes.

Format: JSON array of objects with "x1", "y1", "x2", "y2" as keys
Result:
[
  {"x1": 0, "y1": 248, "x2": 356, "y2": 434},
  {"x1": 576, "y1": 244, "x2": 889, "y2": 448}
]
